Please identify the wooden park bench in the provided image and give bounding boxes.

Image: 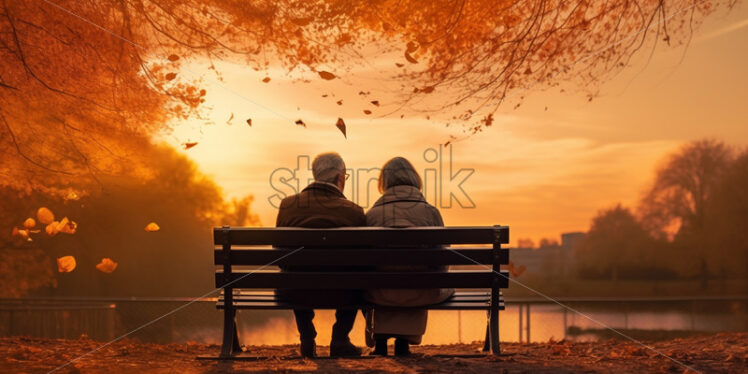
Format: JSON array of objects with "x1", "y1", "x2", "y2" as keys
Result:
[{"x1": 211, "y1": 225, "x2": 510, "y2": 359}]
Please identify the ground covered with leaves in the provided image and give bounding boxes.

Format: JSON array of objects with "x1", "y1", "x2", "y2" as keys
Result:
[{"x1": 1, "y1": 332, "x2": 745, "y2": 373}]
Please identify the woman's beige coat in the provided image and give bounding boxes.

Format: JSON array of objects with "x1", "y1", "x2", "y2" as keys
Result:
[{"x1": 364, "y1": 185, "x2": 454, "y2": 345}]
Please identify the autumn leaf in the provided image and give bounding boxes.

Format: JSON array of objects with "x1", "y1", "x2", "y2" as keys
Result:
[
  {"x1": 318, "y1": 71, "x2": 336, "y2": 80},
  {"x1": 363, "y1": 110, "x2": 372, "y2": 115},
  {"x1": 165, "y1": 72, "x2": 177, "y2": 81},
  {"x1": 45, "y1": 222, "x2": 59, "y2": 236},
  {"x1": 37, "y1": 207, "x2": 55, "y2": 225},
  {"x1": 95, "y1": 258, "x2": 118, "y2": 274},
  {"x1": 227, "y1": 112, "x2": 234, "y2": 125},
  {"x1": 23, "y1": 218, "x2": 36, "y2": 229},
  {"x1": 183, "y1": 142, "x2": 198, "y2": 150},
  {"x1": 422, "y1": 86, "x2": 435, "y2": 94},
  {"x1": 295, "y1": 119, "x2": 306, "y2": 127},
  {"x1": 167, "y1": 54, "x2": 180, "y2": 62},
  {"x1": 57, "y1": 217, "x2": 77, "y2": 234},
  {"x1": 358, "y1": 91, "x2": 369, "y2": 96},
  {"x1": 395, "y1": 63, "x2": 404, "y2": 68},
  {"x1": 336, "y1": 100, "x2": 343, "y2": 105},
  {"x1": 336, "y1": 118, "x2": 346, "y2": 138},
  {"x1": 483, "y1": 113, "x2": 494, "y2": 127},
  {"x1": 405, "y1": 51, "x2": 418, "y2": 64},
  {"x1": 262, "y1": 77, "x2": 271, "y2": 83},
  {"x1": 144, "y1": 222, "x2": 160, "y2": 232},
  {"x1": 370, "y1": 100, "x2": 380, "y2": 106},
  {"x1": 321, "y1": 94, "x2": 328, "y2": 97},
  {"x1": 246, "y1": 118, "x2": 252, "y2": 127},
  {"x1": 11, "y1": 227, "x2": 31, "y2": 242},
  {"x1": 57, "y1": 256, "x2": 76, "y2": 273},
  {"x1": 406, "y1": 41, "x2": 419, "y2": 53}
]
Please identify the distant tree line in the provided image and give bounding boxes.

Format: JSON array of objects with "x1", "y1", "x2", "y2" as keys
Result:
[
  {"x1": 0, "y1": 145, "x2": 260, "y2": 298},
  {"x1": 574, "y1": 139, "x2": 748, "y2": 284}
]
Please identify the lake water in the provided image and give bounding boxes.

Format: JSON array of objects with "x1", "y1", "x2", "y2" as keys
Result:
[{"x1": 3, "y1": 298, "x2": 746, "y2": 345}]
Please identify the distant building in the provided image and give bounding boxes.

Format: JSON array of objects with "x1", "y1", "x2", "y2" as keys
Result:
[{"x1": 510, "y1": 231, "x2": 586, "y2": 278}]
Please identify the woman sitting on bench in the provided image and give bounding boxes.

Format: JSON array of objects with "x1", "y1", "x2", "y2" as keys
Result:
[{"x1": 364, "y1": 156, "x2": 455, "y2": 356}]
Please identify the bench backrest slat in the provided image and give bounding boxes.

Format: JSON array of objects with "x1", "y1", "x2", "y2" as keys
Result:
[
  {"x1": 214, "y1": 226, "x2": 509, "y2": 246},
  {"x1": 217, "y1": 271, "x2": 509, "y2": 289},
  {"x1": 214, "y1": 248, "x2": 507, "y2": 267}
]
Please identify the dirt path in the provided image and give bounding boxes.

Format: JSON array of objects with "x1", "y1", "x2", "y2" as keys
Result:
[{"x1": 2, "y1": 332, "x2": 745, "y2": 373}]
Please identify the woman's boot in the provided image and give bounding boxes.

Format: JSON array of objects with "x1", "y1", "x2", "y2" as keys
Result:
[{"x1": 394, "y1": 338, "x2": 411, "y2": 356}]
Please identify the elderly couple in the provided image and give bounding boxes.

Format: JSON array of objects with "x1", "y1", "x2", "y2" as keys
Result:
[{"x1": 275, "y1": 152, "x2": 453, "y2": 358}]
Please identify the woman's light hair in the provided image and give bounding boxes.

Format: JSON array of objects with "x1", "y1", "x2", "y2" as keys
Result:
[
  {"x1": 312, "y1": 152, "x2": 345, "y2": 183},
  {"x1": 378, "y1": 157, "x2": 422, "y2": 193}
]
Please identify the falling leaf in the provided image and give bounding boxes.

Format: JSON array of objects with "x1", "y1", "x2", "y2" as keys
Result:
[
  {"x1": 395, "y1": 63, "x2": 404, "y2": 68},
  {"x1": 336, "y1": 118, "x2": 346, "y2": 138},
  {"x1": 199, "y1": 89, "x2": 206, "y2": 96},
  {"x1": 95, "y1": 258, "x2": 118, "y2": 274},
  {"x1": 165, "y1": 73, "x2": 177, "y2": 81},
  {"x1": 363, "y1": 110, "x2": 372, "y2": 115},
  {"x1": 23, "y1": 218, "x2": 36, "y2": 229},
  {"x1": 246, "y1": 118, "x2": 252, "y2": 127},
  {"x1": 321, "y1": 94, "x2": 328, "y2": 98},
  {"x1": 295, "y1": 119, "x2": 307, "y2": 127},
  {"x1": 400, "y1": 114, "x2": 404, "y2": 118},
  {"x1": 56, "y1": 218, "x2": 77, "y2": 234},
  {"x1": 405, "y1": 51, "x2": 418, "y2": 64},
  {"x1": 336, "y1": 100, "x2": 343, "y2": 105},
  {"x1": 524, "y1": 67, "x2": 532, "y2": 74},
  {"x1": 144, "y1": 222, "x2": 160, "y2": 232},
  {"x1": 406, "y1": 41, "x2": 419, "y2": 53},
  {"x1": 544, "y1": 106, "x2": 548, "y2": 111},
  {"x1": 11, "y1": 227, "x2": 31, "y2": 242},
  {"x1": 262, "y1": 77, "x2": 271, "y2": 83},
  {"x1": 167, "y1": 54, "x2": 180, "y2": 62},
  {"x1": 183, "y1": 142, "x2": 198, "y2": 150},
  {"x1": 370, "y1": 100, "x2": 380, "y2": 106},
  {"x1": 46, "y1": 222, "x2": 59, "y2": 236},
  {"x1": 422, "y1": 86, "x2": 435, "y2": 94},
  {"x1": 358, "y1": 91, "x2": 370, "y2": 96},
  {"x1": 57, "y1": 256, "x2": 76, "y2": 273},
  {"x1": 227, "y1": 112, "x2": 234, "y2": 125},
  {"x1": 483, "y1": 113, "x2": 494, "y2": 127},
  {"x1": 318, "y1": 71, "x2": 336, "y2": 80},
  {"x1": 444, "y1": 141, "x2": 451, "y2": 146},
  {"x1": 37, "y1": 207, "x2": 55, "y2": 225}
]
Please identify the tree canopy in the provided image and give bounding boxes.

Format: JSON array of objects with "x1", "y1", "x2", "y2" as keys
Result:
[{"x1": 0, "y1": 0, "x2": 737, "y2": 195}]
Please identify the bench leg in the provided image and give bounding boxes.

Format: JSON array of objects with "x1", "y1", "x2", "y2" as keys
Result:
[
  {"x1": 482, "y1": 311, "x2": 490, "y2": 352},
  {"x1": 232, "y1": 315, "x2": 242, "y2": 353},
  {"x1": 489, "y1": 306, "x2": 500, "y2": 354},
  {"x1": 220, "y1": 307, "x2": 238, "y2": 358}
]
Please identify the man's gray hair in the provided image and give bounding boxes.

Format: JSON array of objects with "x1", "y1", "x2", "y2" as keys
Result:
[{"x1": 312, "y1": 152, "x2": 346, "y2": 183}]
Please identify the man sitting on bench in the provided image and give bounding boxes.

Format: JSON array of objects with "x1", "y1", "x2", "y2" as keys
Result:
[{"x1": 274, "y1": 152, "x2": 366, "y2": 358}]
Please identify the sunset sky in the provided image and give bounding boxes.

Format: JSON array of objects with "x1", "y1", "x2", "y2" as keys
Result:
[{"x1": 163, "y1": 4, "x2": 748, "y2": 245}]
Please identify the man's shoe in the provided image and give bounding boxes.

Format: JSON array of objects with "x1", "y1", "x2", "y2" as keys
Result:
[
  {"x1": 394, "y1": 338, "x2": 411, "y2": 356},
  {"x1": 300, "y1": 339, "x2": 316, "y2": 358},
  {"x1": 329, "y1": 340, "x2": 362, "y2": 357}
]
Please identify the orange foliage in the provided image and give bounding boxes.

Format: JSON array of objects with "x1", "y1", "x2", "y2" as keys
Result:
[
  {"x1": 144, "y1": 222, "x2": 161, "y2": 232},
  {"x1": 95, "y1": 258, "x2": 118, "y2": 274},
  {"x1": 57, "y1": 256, "x2": 76, "y2": 273},
  {"x1": 0, "y1": 1, "x2": 735, "y2": 194}
]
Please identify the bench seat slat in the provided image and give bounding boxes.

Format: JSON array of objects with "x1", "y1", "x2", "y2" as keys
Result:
[
  {"x1": 216, "y1": 271, "x2": 509, "y2": 289},
  {"x1": 215, "y1": 248, "x2": 508, "y2": 266},
  {"x1": 216, "y1": 291, "x2": 504, "y2": 311},
  {"x1": 215, "y1": 226, "x2": 509, "y2": 246}
]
